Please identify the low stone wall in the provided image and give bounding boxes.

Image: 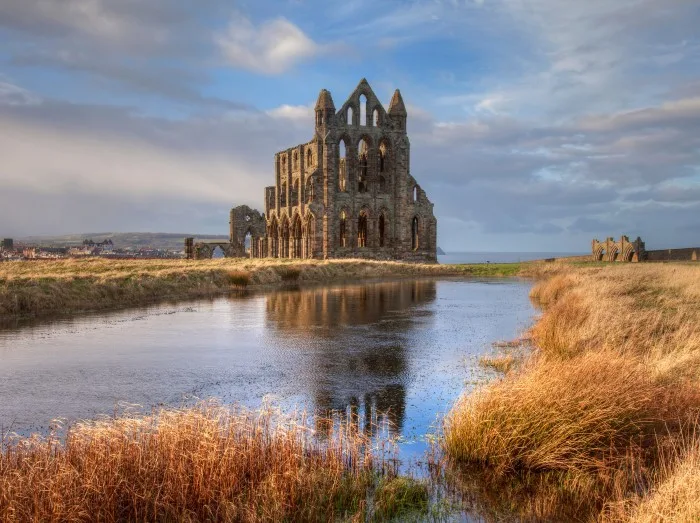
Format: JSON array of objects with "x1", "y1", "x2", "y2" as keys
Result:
[{"x1": 646, "y1": 248, "x2": 699, "y2": 262}]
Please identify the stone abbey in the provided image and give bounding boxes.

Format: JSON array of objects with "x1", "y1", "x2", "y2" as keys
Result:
[{"x1": 186, "y1": 79, "x2": 437, "y2": 262}]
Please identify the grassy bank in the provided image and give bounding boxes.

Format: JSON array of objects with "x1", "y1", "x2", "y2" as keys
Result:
[
  {"x1": 444, "y1": 262, "x2": 700, "y2": 520},
  {"x1": 0, "y1": 402, "x2": 431, "y2": 522},
  {"x1": 0, "y1": 257, "x2": 521, "y2": 319}
]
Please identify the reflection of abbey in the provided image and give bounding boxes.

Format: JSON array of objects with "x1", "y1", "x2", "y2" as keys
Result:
[{"x1": 186, "y1": 79, "x2": 437, "y2": 262}]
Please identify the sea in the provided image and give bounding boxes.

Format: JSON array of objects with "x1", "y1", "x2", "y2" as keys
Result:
[{"x1": 437, "y1": 251, "x2": 586, "y2": 264}]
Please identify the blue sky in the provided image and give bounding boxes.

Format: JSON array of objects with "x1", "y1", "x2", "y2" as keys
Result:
[{"x1": 1, "y1": 0, "x2": 699, "y2": 251}]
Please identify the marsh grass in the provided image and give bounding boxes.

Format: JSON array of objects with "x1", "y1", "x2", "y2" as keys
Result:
[
  {"x1": 0, "y1": 402, "x2": 390, "y2": 522},
  {"x1": 226, "y1": 270, "x2": 251, "y2": 288},
  {"x1": 0, "y1": 258, "x2": 522, "y2": 319},
  {"x1": 372, "y1": 477, "x2": 430, "y2": 521},
  {"x1": 444, "y1": 262, "x2": 700, "y2": 520},
  {"x1": 477, "y1": 353, "x2": 518, "y2": 374}
]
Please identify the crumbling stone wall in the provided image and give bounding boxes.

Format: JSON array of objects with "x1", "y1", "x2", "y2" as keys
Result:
[
  {"x1": 591, "y1": 236, "x2": 646, "y2": 262},
  {"x1": 646, "y1": 247, "x2": 700, "y2": 262}
]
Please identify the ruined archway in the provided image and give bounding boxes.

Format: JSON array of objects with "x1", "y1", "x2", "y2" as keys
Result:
[
  {"x1": 379, "y1": 212, "x2": 387, "y2": 248},
  {"x1": 339, "y1": 210, "x2": 348, "y2": 248},
  {"x1": 358, "y1": 210, "x2": 369, "y2": 248},
  {"x1": 303, "y1": 214, "x2": 315, "y2": 258},
  {"x1": 292, "y1": 214, "x2": 303, "y2": 258},
  {"x1": 411, "y1": 216, "x2": 419, "y2": 251},
  {"x1": 281, "y1": 217, "x2": 291, "y2": 258},
  {"x1": 358, "y1": 138, "x2": 369, "y2": 193}
]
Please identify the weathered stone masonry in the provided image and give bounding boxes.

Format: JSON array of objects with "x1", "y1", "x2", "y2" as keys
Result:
[{"x1": 187, "y1": 79, "x2": 437, "y2": 263}]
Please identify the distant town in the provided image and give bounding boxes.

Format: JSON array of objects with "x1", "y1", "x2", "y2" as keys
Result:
[{"x1": 1, "y1": 237, "x2": 183, "y2": 261}]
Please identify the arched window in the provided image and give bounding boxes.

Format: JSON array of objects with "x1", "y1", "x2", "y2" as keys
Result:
[
  {"x1": 292, "y1": 216, "x2": 302, "y2": 258},
  {"x1": 306, "y1": 177, "x2": 314, "y2": 203},
  {"x1": 411, "y1": 216, "x2": 419, "y2": 251},
  {"x1": 379, "y1": 142, "x2": 388, "y2": 173},
  {"x1": 280, "y1": 182, "x2": 287, "y2": 207},
  {"x1": 347, "y1": 106, "x2": 354, "y2": 125},
  {"x1": 379, "y1": 213, "x2": 386, "y2": 247},
  {"x1": 357, "y1": 210, "x2": 368, "y2": 248},
  {"x1": 281, "y1": 155, "x2": 287, "y2": 172},
  {"x1": 270, "y1": 218, "x2": 279, "y2": 258},
  {"x1": 293, "y1": 151, "x2": 299, "y2": 170},
  {"x1": 304, "y1": 216, "x2": 314, "y2": 258},
  {"x1": 373, "y1": 108, "x2": 380, "y2": 127},
  {"x1": 306, "y1": 148, "x2": 313, "y2": 168},
  {"x1": 339, "y1": 139, "x2": 348, "y2": 192},
  {"x1": 412, "y1": 185, "x2": 418, "y2": 202},
  {"x1": 282, "y1": 218, "x2": 290, "y2": 258},
  {"x1": 244, "y1": 231, "x2": 252, "y2": 256},
  {"x1": 339, "y1": 210, "x2": 347, "y2": 247},
  {"x1": 291, "y1": 179, "x2": 299, "y2": 206},
  {"x1": 358, "y1": 138, "x2": 368, "y2": 193},
  {"x1": 379, "y1": 175, "x2": 386, "y2": 192},
  {"x1": 359, "y1": 95, "x2": 367, "y2": 126}
]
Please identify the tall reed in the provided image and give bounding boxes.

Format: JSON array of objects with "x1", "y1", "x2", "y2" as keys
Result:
[{"x1": 0, "y1": 402, "x2": 379, "y2": 522}]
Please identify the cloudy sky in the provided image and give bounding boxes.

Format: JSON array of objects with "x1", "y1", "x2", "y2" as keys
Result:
[{"x1": 1, "y1": 0, "x2": 699, "y2": 251}]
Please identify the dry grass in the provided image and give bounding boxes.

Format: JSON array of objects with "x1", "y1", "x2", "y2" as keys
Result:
[
  {"x1": 0, "y1": 402, "x2": 393, "y2": 522},
  {"x1": 444, "y1": 262, "x2": 700, "y2": 520},
  {"x1": 630, "y1": 437, "x2": 700, "y2": 522},
  {"x1": 477, "y1": 353, "x2": 518, "y2": 374},
  {"x1": 0, "y1": 257, "x2": 522, "y2": 319}
]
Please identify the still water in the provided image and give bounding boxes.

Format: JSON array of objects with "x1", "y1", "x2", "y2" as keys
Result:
[{"x1": 0, "y1": 278, "x2": 533, "y2": 461}]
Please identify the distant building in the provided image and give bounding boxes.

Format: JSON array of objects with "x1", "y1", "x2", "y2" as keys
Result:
[{"x1": 2, "y1": 238, "x2": 13, "y2": 250}]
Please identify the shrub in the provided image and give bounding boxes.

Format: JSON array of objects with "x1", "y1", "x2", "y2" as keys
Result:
[{"x1": 227, "y1": 270, "x2": 251, "y2": 288}]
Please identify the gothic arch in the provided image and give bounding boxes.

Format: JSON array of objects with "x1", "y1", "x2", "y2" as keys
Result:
[
  {"x1": 280, "y1": 181, "x2": 288, "y2": 207},
  {"x1": 305, "y1": 176, "x2": 315, "y2": 203},
  {"x1": 281, "y1": 216, "x2": 291, "y2": 258},
  {"x1": 291, "y1": 213, "x2": 303, "y2": 258},
  {"x1": 269, "y1": 216, "x2": 279, "y2": 258},
  {"x1": 372, "y1": 107, "x2": 381, "y2": 127},
  {"x1": 303, "y1": 212, "x2": 316, "y2": 258},
  {"x1": 291, "y1": 179, "x2": 300, "y2": 207},
  {"x1": 411, "y1": 216, "x2": 420, "y2": 251},
  {"x1": 338, "y1": 136, "x2": 351, "y2": 192},
  {"x1": 378, "y1": 139, "x2": 390, "y2": 174},
  {"x1": 357, "y1": 208, "x2": 370, "y2": 248},
  {"x1": 346, "y1": 105, "x2": 355, "y2": 126},
  {"x1": 339, "y1": 208, "x2": 349, "y2": 248},
  {"x1": 378, "y1": 208, "x2": 389, "y2": 248},
  {"x1": 359, "y1": 94, "x2": 368, "y2": 126}
]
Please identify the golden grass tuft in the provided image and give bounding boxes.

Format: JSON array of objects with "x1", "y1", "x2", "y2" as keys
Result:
[
  {"x1": 227, "y1": 269, "x2": 251, "y2": 288},
  {"x1": 477, "y1": 353, "x2": 517, "y2": 374},
  {"x1": 444, "y1": 262, "x2": 700, "y2": 519},
  {"x1": 0, "y1": 403, "x2": 379, "y2": 522}
]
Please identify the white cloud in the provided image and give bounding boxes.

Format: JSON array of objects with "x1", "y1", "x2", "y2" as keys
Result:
[
  {"x1": 0, "y1": 114, "x2": 261, "y2": 206},
  {"x1": 266, "y1": 104, "x2": 314, "y2": 123},
  {"x1": 217, "y1": 14, "x2": 322, "y2": 74},
  {"x1": 0, "y1": 81, "x2": 42, "y2": 106}
]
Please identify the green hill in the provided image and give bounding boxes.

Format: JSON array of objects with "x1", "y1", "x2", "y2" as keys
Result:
[{"x1": 16, "y1": 233, "x2": 229, "y2": 251}]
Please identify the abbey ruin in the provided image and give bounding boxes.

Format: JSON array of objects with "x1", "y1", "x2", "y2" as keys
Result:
[{"x1": 186, "y1": 79, "x2": 437, "y2": 263}]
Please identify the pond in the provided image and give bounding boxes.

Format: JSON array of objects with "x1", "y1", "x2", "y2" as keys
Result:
[{"x1": 0, "y1": 278, "x2": 534, "y2": 464}]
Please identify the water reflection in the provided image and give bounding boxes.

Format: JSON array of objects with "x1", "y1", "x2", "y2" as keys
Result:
[
  {"x1": 264, "y1": 281, "x2": 437, "y2": 436},
  {"x1": 0, "y1": 277, "x2": 534, "y2": 460}
]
